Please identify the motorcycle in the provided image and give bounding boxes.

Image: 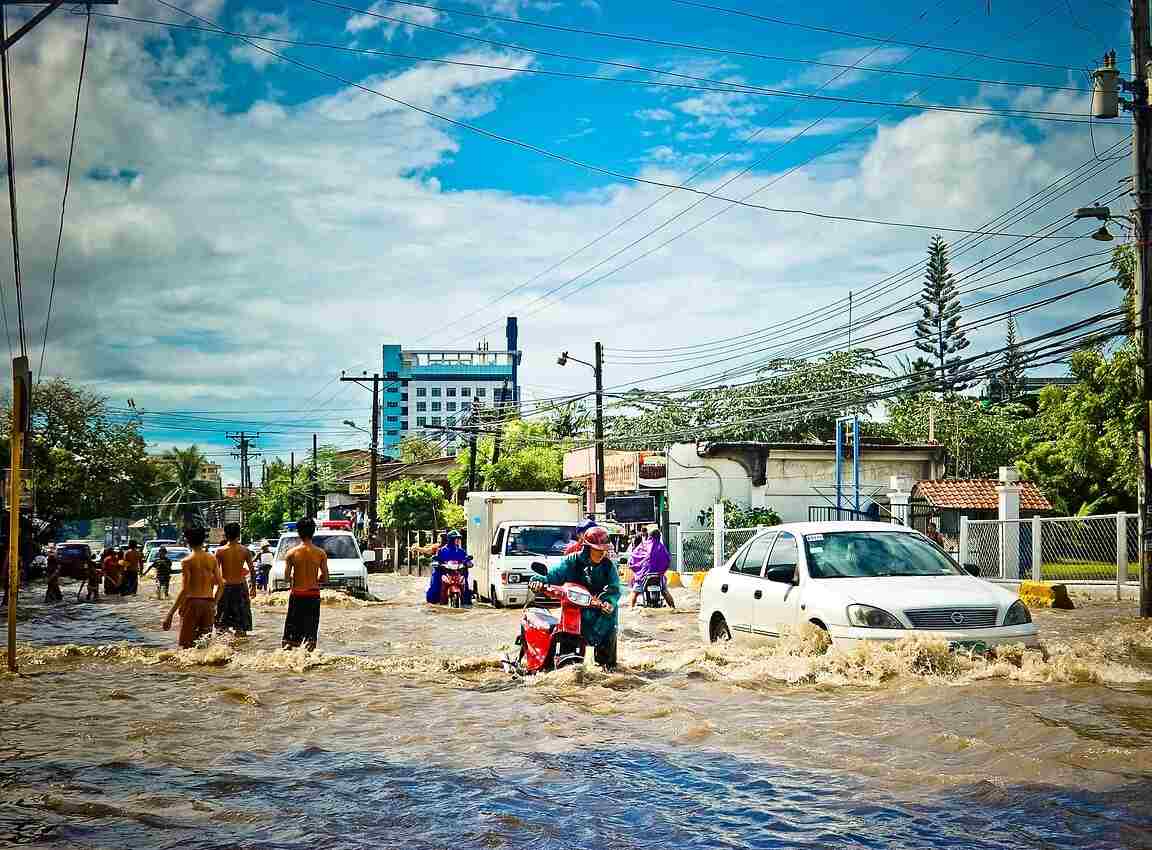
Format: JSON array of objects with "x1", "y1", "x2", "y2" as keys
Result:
[
  {"x1": 440, "y1": 560, "x2": 467, "y2": 608},
  {"x1": 504, "y1": 563, "x2": 611, "y2": 674},
  {"x1": 639, "y1": 573, "x2": 665, "y2": 608}
]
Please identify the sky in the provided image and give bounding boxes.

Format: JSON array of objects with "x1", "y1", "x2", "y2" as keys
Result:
[{"x1": 0, "y1": 0, "x2": 1133, "y2": 482}]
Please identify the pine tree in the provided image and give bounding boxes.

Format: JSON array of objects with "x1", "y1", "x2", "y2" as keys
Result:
[
  {"x1": 999, "y1": 314, "x2": 1026, "y2": 401},
  {"x1": 914, "y1": 235, "x2": 970, "y2": 394}
]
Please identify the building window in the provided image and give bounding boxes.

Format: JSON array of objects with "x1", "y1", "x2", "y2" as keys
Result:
[
  {"x1": 476, "y1": 387, "x2": 487, "y2": 397},
  {"x1": 432, "y1": 417, "x2": 442, "y2": 426},
  {"x1": 431, "y1": 402, "x2": 441, "y2": 412},
  {"x1": 460, "y1": 387, "x2": 471, "y2": 397},
  {"x1": 447, "y1": 416, "x2": 456, "y2": 426},
  {"x1": 431, "y1": 387, "x2": 441, "y2": 397},
  {"x1": 446, "y1": 387, "x2": 457, "y2": 397},
  {"x1": 416, "y1": 387, "x2": 426, "y2": 397},
  {"x1": 400, "y1": 407, "x2": 408, "y2": 416},
  {"x1": 416, "y1": 402, "x2": 427, "y2": 412},
  {"x1": 386, "y1": 416, "x2": 397, "y2": 423},
  {"x1": 417, "y1": 417, "x2": 427, "y2": 427},
  {"x1": 447, "y1": 402, "x2": 456, "y2": 412},
  {"x1": 386, "y1": 401, "x2": 398, "y2": 408},
  {"x1": 386, "y1": 430, "x2": 398, "y2": 436},
  {"x1": 461, "y1": 401, "x2": 471, "y2": 412}
]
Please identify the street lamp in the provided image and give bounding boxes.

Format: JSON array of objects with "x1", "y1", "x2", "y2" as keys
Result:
[
  {"x1": 1074, "y1": 205, "x2": 1116, "y2": 241},
  {"x1": 557, "y1": 343, "x2": 605, "y2": 509},
  {"x1": 343, "y1": 420, "x2": 369, "y2": 433}
]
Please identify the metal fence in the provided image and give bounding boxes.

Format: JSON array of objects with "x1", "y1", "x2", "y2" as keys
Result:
[
  {"x1": 961, "y1": 512, "x2": 1137, "y2": 592},
  {"x1": 674, "y1": 527, "x2": 764, "y2": 572}
]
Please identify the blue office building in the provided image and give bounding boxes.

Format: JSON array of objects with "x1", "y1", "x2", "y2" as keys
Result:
[{"x1": 381, "y1": 317, "x2": 521, "y2": 456}]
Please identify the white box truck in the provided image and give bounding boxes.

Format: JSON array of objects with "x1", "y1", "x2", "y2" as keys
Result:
[{"x1": 466, "y1": 491, "x2": 583, "y2": 607}]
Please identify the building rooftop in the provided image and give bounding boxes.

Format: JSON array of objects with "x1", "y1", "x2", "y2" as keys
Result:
[{"x1": 914, "y1": 479, "x2": 1052, "y2": 512}]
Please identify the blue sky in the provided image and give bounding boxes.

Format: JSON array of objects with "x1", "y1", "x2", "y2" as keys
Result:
[{"x1": 2, "y1": 0, "x2": 1134, "y2": 480}]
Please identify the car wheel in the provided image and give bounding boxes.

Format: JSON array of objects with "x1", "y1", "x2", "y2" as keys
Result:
[
  {"x1": 490, "y1": 584, "x2": 503, "y2": 609},
  {"x1": 709, "y1": 613, "x2": 732, "y2": 643}
]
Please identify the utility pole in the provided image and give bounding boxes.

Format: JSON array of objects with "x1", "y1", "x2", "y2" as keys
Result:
[
  {"x1": 467, "y1": 411, "x2": 479, "y2": 493},
  {"x1": 311, "y1": 434, "x2": 318, "y2": 519},
  {"x1": 1136, "y1": 0, "x2": 1152, "y2": 618},
  {"x1": 227, "y1": 432, "x2": 260, "y2": 496},
  {"x1": 5, "y1": 355, "x2": 27, "y2": 673},
  {"x1": 594, "y1": 341, "x2": 605, "y2": 509},
  {"x1": 289, "y1": 451, "x2": 296, "y2": 517},
  {"x1": 341, "y1": 371, "x2": 382, "y2": 541}
]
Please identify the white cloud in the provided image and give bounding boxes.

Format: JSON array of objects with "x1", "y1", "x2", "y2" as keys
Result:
[
  {"x1": 229, "y1": 12, "x2": 297, "y2": 71},
  {"x1": 346, "y1": 2, "x2": 441, "y2": 39},
  {"x1": 635, "y1": 108, "x2": 675, "y2": 122},
  {"x1": 4, "y1": 16, "x2": 1120, "y2": 477},
  {"x1": 786, "y1": 47, "x2": 911, "y2": 91}
]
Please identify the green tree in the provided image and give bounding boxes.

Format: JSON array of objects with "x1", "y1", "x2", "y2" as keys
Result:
[
  {"x1": 378, "y1": 478, "x2": 447, "y2": 530},
  {"x1": 998, "y1": 314, "x2": 1027, "y2": 402},
  {"x1": 5, "y1": 379, "x2": 157, "y2": 521},
  {"x1": 450, "y1": 419, "x2": 566, "y2": 493},
  {"x1": 1113, "y1": 242, "x2": 1136, "y2": 335},
  {"x1": 155, "y1": 445, "x2": 220, "y2": 527},
  {"x1": 398, "y1": 435, "x2": 440, "y2": 464},
  {"x1": 545, "y1": 401, "x2": 591, "y2": 439},
  {"x1": 914, "y1": 235, "x2": 970, "y2": 394},
  {"x1": 1016, "y1": 344, "x2": 1140, "y2": 514},
  {"x1": 441, "y1": 501, "x2": 466, "y2": 531},
  {"x1": 885, "y1": 392, "x2": 1030, "y2": 478},
  {"x1": 696, "y1": 500, "x2": 781, "y2": 529}
]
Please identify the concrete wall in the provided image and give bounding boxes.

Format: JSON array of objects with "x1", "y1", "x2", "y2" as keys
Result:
[{"x1": 667, "y1": 443, "x2": 940, "y2": 529}]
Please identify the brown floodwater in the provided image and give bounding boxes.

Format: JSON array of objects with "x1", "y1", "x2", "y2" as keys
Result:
[{"x1": 2, "y1": 575, "x2": 1151, "y2": 849}]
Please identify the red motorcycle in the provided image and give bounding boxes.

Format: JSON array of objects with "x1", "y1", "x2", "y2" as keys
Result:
[
  {"x1": 505, "y1": 563, "x2": 612, "y2": 674},
  {"x1": 440, "y1": 560, "x2": 467, "y2": 608}
]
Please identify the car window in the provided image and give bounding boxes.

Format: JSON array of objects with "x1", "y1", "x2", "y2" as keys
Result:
[
  {"x1": 276, "y1": 535, "x2": 360, "y2": 560},
  {"x1": 505, "y1": 525, "x2": 577, "y2": 556},
  {"x1": 766, "y1": 533, "x2": 799, "y2": 569},
  {"x1": 804, "y1": 531, "x2": 963, "y2": 578},
  {"x1": 731, "y1": 533, "x2": 774, "y2": 577},
  {"x1": 492, "y1": 528, "x2": 504, "y2": 553},
  {"x1": 58, "y1": 545, "x2": 90, "y2": 559}
]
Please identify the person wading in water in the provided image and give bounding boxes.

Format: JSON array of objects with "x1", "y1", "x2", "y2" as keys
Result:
[
  {"x1": 121, "y1": 541, "x2": 142, "y2": 596},
  {"x1": 282, "y1": 517, "x2": 328, "y2": 651},
  {"x1": 162, "y1": 527, "x2": 223, "y2": 648},
  {"x1": 214, "y1": 523, "x2": 254, "y2": 637}
]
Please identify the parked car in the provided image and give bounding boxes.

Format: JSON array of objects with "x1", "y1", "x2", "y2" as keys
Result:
[
  {"x1": 143, "y1": 538, "x2": 178, "y2": 562},
  {"x1": 698, "y1": 522, "x2": 1039, "y2": 650},
  {"x1": 55, "y1": 541, "x2": 94, "y2": 580},
  {"x1": 145, "y1": 546, "x2": 190, "y2": 574},
  {"x1": 268, "y1": 530, "x2": 369, "y2": 593}
]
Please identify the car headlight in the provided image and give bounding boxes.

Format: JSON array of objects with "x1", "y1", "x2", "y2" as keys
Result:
[
  {"x1": 1003, "y1": 600, "x2": 1032, "y2": 626},
  {"x1": 846, "y1": 604, "x2": 904, "y2": 629}
]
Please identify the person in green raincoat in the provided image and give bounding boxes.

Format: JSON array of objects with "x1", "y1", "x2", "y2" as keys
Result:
[{"x1": 529, "y1": 526, "x2": 620, "y2": 669}]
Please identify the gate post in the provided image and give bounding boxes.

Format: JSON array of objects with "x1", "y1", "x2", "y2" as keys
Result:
[
  {"x1": 1117, "y1": 511, "x2": 1128, "y2": 599},
  {"x1": 959, "y1": 517, "x2": 970, "y2": 571},
  {"x1": 1031, "y1": 515, "x2": 1042, "y2": 582},
  {"x1": 674, "y1": 524, "x2": 683, "y2": 573},
  {"x1": 996, "y1": 467, "x2": 1021, "y2": 580},
  {"x1": 712, "y1": 501, "x2": 725, "y2": 570}
]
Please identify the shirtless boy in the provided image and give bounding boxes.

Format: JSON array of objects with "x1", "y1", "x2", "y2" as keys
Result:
[
  {"x1": 214, "y1": 522, "x2": 254, "y2": 636},
  {"x1": 282, "y1": 517, "x2": 328, "y2": 651},
  {"x1": 162, "y1": 527, "x2": 224, "y2": 648}
]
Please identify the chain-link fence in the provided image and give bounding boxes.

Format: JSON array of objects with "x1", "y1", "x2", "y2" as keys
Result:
[
  {"x1": 961, "y1": 513, "x2": 1137, "y2": 588},
  {"x1": 678, "y1": 530, "x2": 714, "y2": 573}
]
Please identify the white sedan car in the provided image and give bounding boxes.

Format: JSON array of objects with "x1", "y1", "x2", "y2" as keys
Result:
[
  {"x1": 699, "y1": 522, "x2": 1039, "y2": 649},
  {"x1": 269, "y1": 530, "x2": 370, "y2": 593}
]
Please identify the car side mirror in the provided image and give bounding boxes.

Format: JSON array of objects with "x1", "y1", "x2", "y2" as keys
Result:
[
  {"x1": 491, "y1": 543, "x2": 501, "y2": 555},
  {"x1": 963, "y1": 564, "x2": 980, "y2": 577},
  {"x1": 530, "y1": 562, "x2": 548, "y2": 576},
  {"x1": 361, "y1": 551, "x2": 374, "y2": 563},
  {"x1": 765, "y1": 565, "x2": 797, "y2": 584}
]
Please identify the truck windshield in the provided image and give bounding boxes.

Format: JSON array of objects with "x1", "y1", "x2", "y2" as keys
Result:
[{"x1": 505, "y1": 525, "x2": 578, "y2": 557}]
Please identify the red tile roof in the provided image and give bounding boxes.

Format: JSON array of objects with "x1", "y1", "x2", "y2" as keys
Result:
[{"x1": 914, "y1": 479, "x2": 1052, "y2": 512}]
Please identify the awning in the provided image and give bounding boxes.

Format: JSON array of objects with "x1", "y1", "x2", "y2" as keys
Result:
[{"x1": 128, "y1": 518, "x2": 150, "y2": 529}]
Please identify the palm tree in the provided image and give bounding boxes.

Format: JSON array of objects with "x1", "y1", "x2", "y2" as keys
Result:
[{"x1": 156, "y1": 445, "x2": 219, "y2": 528}]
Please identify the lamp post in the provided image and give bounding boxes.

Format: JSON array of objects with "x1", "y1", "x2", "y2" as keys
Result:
[{"x1": 558, "y1": 343, "x2": 604, "y2": 509}]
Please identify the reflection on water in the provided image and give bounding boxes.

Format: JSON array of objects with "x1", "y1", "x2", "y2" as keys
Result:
[
  {"x1": 2, "y1": 576, "x2": 1152, "y2": 848},
  {"x1": 1, "y1": 747, "x2": 1150, "y2": 849}
]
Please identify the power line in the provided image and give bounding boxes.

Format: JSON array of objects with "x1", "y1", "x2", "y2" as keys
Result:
[
  {"x1": 0, "y1": 5, "x2": 26, "y2": 357},
  {"x1": 152, "y1": 0, "x2": 1116, "y2": 236},
  {"x1": 665, "y1": 0, "x2": 1090, "y2": 72},
  {"x1": 39, "y1": 7, "x2": 92, "y2": 384}
]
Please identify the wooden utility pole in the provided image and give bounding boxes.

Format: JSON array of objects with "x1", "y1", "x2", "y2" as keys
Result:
[
  {"x1": 6, "y1": 355, "x2": 28, "y2": 672},
  {"x1": 340, "y1": 372, "x2": 382, "y2": 540}
]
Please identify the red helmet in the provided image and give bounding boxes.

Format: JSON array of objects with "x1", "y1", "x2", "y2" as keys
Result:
[{"x1": 583, "y1": 527, "x2": 611, "y2": 552}]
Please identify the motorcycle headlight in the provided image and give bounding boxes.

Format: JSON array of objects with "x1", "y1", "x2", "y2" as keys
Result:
[
  {"x1": 846, "y1": 604, "x2": 904, "y2": 630},
  {"x1": 565, "y1": 587, "x2": 592, "y2": 607},
  {"x1": 1003, "y1": 600, "x2": 1032, "y2": 626}
]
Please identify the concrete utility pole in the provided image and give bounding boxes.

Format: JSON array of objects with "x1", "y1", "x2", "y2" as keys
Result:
[
  {"x1": 340, "y1": 372, "x2": 382, "y2": 541},
  {"x1": 311, "y1": 434, "x2": 318, "y2": 519},
  {"x1": 227, "y1": 432, "x2": 260, "y2": 495},
  {"x1": 289, "y1": 452, "x2": 296, "y2": 517},
  {"x1": 1136, "y1": 0, "x2": 1152, "y2": 617},
  {"x1": 557, "y1": 344, "x2": 605, "y2": 510}
]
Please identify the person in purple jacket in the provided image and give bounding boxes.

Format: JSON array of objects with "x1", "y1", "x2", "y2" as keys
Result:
[{"x1": 628, "y1": 527, "x2": 675, "y2": 608}]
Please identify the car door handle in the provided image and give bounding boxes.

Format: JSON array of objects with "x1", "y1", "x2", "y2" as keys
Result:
[
  {"x1": 753, "y1": 589, "x2": 762, "y2": 599},
  {"x1": 720, "y1": 583, "x2": 728, "y2": 593}
]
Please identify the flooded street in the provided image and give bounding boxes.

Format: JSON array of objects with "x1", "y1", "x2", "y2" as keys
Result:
[{"x1": 3, "y1": 575, "x2": 1152, "y2": 849}]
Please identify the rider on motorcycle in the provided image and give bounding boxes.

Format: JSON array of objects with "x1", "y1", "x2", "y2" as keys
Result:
[
  {"x1": 426, "y1": 530, "x2": 473, "y2": 605},
  {"x1": 563, "y1": 516, "x2": 598, "y2": 555},
  {"x1": 529, "y1": 527, "x2": 620, "y2": 668}
]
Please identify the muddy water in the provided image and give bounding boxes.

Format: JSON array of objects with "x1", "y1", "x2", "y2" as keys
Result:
[{"x1": 2, "y1": 575, "x2": 1152, "y2": 849}]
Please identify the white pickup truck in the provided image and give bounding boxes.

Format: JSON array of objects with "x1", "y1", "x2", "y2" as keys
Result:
[{"x1": 466, "y1": 491, "x2": 583, "y2": 607}]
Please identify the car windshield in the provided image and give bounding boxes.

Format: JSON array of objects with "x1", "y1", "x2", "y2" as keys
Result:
[
  {"x1": 157, "y1": 548, "x2": 189, "y2": 561},
  {"x1": 57, "y1": 545, "x2": 89, "y2": 559},
  {"x1": 275, "y1": 535, "x2": 360, "y2": 560},
  {"x1": 504, "y1": 525, "x2": 578, "y2": 557},
  {"x1": 803, "y1": 531, "x2": 963, "y2": 578}
]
